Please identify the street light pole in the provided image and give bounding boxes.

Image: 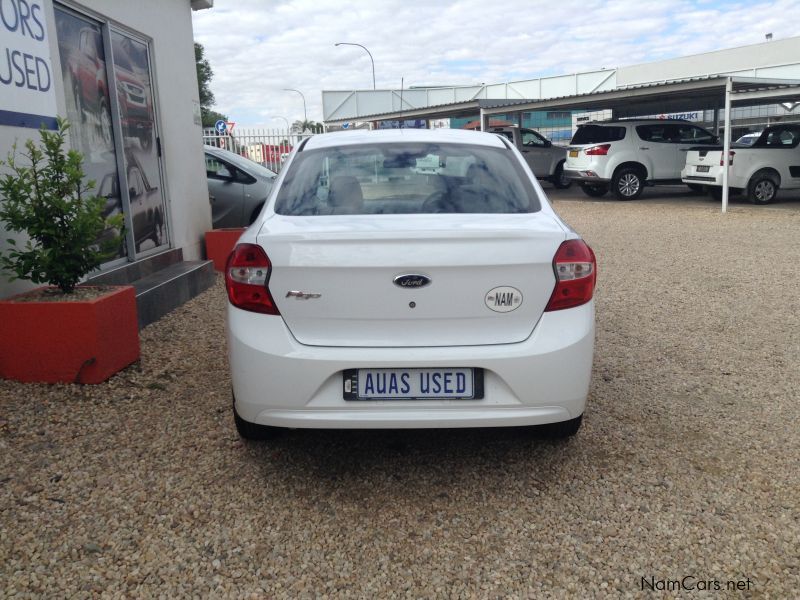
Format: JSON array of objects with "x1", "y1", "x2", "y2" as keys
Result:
[
  {"x1": 283, "y1": 88, "x2": 307, "y2": 123},
  {"x1": 271, "y1": 116, "x2": 290, "y2": 130},
  {"x1": 335, "y1": 42, "x2": 376, "y2": 90}
]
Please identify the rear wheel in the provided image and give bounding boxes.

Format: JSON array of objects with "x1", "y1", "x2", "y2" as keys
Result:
[
  {"x1": 580, "y1": 183, "x2": 608, "y2": 198},
  {"x1": 747, "y1": 171, "x2": 779, "y2": 205},
  {"x1": 551, "y1": 161, "x2": 572, "y2": 189},
  {"x1": 537, "y1": 415, "x2": 583, "y2": 439},
  {"x1": 233, "y1": 400, "x2": 282, "y2": 441},
  {"x1": 612, "y1": 166, "x2": 645, "y2": 200}
]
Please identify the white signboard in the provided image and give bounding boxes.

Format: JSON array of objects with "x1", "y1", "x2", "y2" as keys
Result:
[{"x1": 0, "y1": 0, "x2": 58, "y2": 129}]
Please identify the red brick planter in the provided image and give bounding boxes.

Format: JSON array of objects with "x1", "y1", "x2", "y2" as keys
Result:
[
  {"x1": 0, "y1": 286, "x2": 140, "y2": 384},
  {"x1": 205, "y1": 228, "x2": 246, "y2": 272}
]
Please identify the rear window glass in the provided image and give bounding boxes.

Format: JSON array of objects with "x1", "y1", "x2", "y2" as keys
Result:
[
  {"x1": 571, "y1": 125, "x2": 626, "y2": 144},
  {"x1": 273, "y1": 142, "x2": 541, "y2": 216}
]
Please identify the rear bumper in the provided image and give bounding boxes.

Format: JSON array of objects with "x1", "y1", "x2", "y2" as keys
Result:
[
  {"x1": 681, "y1": 167, "x2": 746, "y2": 188},
  {"x1": 228, "y1": 302, "x2": 595, "y2": 429},
  {"x1": 563, "y1": 169, "x2": 610, "y2": 183}
]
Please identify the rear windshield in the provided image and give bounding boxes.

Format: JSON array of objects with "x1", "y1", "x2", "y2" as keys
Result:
[
  {"x1": 571, "y1": 125, "x2": 626, "y2": 144},
  {"x1": 274, "y1": 142, "x2": 541, "y2": 215}
]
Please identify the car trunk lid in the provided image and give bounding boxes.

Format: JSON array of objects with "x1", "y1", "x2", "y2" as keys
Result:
[{"x1": 258, "y1": 213, "x2": 567, "y2": 347}]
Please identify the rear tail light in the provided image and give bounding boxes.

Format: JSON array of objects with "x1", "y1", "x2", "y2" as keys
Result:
[
  {"x1": 584, "y1": 144, "x2": 611, "y2": 156},
  {"x1": 545, "y1": 239, "x2": 597, "y2": 311},
  {"x1": 720, "y1": 150, "x2": 735, "y2": 166},
  {"x1": 225, "y1": 244, "x2": 280, "y2": 314}
]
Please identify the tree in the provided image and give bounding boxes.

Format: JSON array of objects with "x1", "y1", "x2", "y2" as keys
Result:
[
  {"x1": 291, "y1": 120, "x2": 324, "y2": 134},
  {"x1": 195, "y1": 42, "x2": 228, "y2": 128},
  {"x1": 0, "y1": 119, "x2": 123, "y2": 294}
]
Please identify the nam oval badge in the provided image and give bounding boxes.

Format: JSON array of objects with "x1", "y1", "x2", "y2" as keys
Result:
[{"x1": 485, "y1": 286, "x2": 523, "y2": 313}]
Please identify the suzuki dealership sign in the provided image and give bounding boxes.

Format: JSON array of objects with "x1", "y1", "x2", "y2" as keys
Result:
[{"x1": 0, "y1": 0, "x2": 58, "y2": 129}]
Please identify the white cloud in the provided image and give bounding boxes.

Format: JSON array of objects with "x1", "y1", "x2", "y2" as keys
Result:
[{"x1": 191, "y1": 0, "x2": 800, "y2": 126}]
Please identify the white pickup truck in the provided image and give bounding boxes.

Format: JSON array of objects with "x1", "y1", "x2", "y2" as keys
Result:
[
  {"x1": 682, "y1": 124, "x2": 800, "y2": 204},
  {"x1": 487, "y1": 126, "x2": 571, "y2": 188}
]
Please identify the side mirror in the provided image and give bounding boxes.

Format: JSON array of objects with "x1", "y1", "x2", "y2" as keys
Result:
[
  {"x1": 544, "y1": 140, "x2": 552, "y2": 148},
  {"x1": 217, "y1": 165, "x2": 234, "y2": 180}
]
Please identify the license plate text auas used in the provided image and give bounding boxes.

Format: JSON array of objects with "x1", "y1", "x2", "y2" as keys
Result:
[{"x1": 344, "y1": 368, "x2": 481, "y2": 400}]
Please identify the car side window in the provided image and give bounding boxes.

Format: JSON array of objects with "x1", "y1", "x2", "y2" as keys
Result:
[
  {"x1": 206, "y1": 156, "x2": 233, "y2": 180},
  {"x1": 521, "y1": 130, "x2": 546, "y2": 147},
  {"x1": 636, "y1": 125, "x2": 670, "y2": 143},
  {"x1": 493, "y1": 131, "x2": 513, "y2": 142},
  {"x1": 674, "y1": 125, "x2": 715, "y2": 144},
  {"x1": 760, "y1": 128, "x2": 800, "y2": 147}
]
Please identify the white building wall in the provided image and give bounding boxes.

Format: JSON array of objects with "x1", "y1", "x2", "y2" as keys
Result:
[
  {"x1": 617, "y1": 36, "x2": 800, "y2": 85},
  {"x1": 0, "y1": 0, "x2": 210, "y2": 298}
]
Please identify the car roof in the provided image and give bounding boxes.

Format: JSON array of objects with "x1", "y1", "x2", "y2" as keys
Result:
[
  {"x1": 302, "y1": 128, "x2": 506, "y2": 151},
  {"x1": 580, "y1": 119, "x2": 695, "y2": 126}
]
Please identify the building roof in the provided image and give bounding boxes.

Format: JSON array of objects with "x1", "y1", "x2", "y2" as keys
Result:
[{"x1": 323, "y1": 76, "x2": 800, "y2": 124}]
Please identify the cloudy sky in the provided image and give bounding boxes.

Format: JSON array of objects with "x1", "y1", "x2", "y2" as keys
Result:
[{"x1": 192, "y1": 0, "x2": 799, "y2": 127}]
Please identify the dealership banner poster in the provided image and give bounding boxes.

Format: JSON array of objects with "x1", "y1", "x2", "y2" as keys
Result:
[{"x1": 0, "y1": 0, "x2": 58, "y2": 129}]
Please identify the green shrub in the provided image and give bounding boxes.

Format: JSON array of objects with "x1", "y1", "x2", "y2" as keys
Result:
[{"x1": 0, "y1": 118, "x2": 123, "y2": 294}]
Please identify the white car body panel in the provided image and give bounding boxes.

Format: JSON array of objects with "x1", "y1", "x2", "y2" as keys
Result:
[{"x1": 258, "y1": 213, "x2": 566, "y2": 347}]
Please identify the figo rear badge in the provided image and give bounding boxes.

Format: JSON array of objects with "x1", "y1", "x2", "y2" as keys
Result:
[{"x1": 485, "y1": 286, "x2": 522, "y2": 313}]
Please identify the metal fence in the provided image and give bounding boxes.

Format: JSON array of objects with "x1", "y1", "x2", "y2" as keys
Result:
[{"x1": 202, "y1": 125, "x2": 323, "y2": 173}]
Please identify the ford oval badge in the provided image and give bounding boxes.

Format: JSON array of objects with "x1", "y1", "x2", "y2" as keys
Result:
[
  {"x1": 393, "y1": 274, "x2": 431, "y2": 289},
  {"x1": 485, "y1": 286, "x2": 523, "y2": 313}
]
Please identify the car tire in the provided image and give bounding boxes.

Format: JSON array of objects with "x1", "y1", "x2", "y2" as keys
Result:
[
  {"x1": 612, "y1": 166, "x2": 645, "y2": 200},
  {"x1": 551, "y1": 161, "x2": 572, "y2": 189},
  {"x1": 687, "y1": 183, "x2": 705, "y2": 194},
  {"x1": 537, "y1": 415, "x2": 583, "y2": 439},
  {"x1": 579, "y1": 183, "x2": 608, "y2": 198},
  {"x1": 746, "y1": 171, "x2": 779, "y2": 205},
  {"x1": 233, "y1": 400, "x2": 281, "y2": 441}
]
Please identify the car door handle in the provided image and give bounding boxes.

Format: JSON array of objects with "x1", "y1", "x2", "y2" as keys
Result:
[{"x1": 639, "y1": 147, "x2": 649, "y2": 150}]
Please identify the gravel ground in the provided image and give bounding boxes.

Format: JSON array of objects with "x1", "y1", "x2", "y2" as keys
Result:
[{"x1": 1, "y1": 194, "x2": 799, "y2": 598}]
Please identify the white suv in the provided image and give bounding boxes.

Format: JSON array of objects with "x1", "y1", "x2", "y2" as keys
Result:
[{"x1": 564, "y1": 120, "x2": 718, "y2": 199}]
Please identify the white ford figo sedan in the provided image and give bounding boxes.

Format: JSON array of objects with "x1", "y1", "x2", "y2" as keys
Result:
[{"x1": 226, "y1": 128, "x2": 596, "y2": 440}]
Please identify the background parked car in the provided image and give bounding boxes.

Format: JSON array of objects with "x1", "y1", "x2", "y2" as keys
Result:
[
  {"x1": 564, "y1": 119, "x2": 718, "y2": 199},
  {"x1": 488, "y1": 125, "x2": 571, "y2": 188},
  {"x1": 204, "y1": 146, "x2": 277, "y2": 228},
  {"x1": 682, "y1": 124, "x2": 800, "y2": 204},
  {"x1": 735, "y1": 131, "x2": 763, "y2": 146}
]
